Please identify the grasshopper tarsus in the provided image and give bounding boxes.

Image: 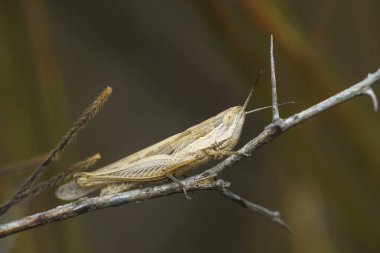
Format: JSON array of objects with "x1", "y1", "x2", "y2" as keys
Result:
[{"x1": 235, "y1": 151, "x2": 251, "y2": 157}]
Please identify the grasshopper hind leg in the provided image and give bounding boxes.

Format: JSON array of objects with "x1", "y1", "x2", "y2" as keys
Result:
[{"x1": 167, "y1": 174, "x2": 191, "y2": 199}]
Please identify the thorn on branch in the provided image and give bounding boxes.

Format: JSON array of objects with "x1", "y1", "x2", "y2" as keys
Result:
[
  {"x1": 362, "y1": 88, "x2": 378, "y2": 111},
  {"x1": 270, "y1": 34, "x2": 281, "y2": 122}
]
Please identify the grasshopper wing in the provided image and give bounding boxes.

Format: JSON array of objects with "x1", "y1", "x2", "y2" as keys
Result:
[
  {"x1": 55, "y1": 180, "x2": 100, "y2": 201},
  {"x1": 75, "y1": 154, "x2": 198, "y2": 185}
]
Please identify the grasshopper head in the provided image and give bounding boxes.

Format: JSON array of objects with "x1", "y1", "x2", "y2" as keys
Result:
[
  {"x1": 213, "y1": 73, "x2": 262, "y2": 145},
  {"x1": 219, "y1": 106, "x2": 246, "y2": 128},
  {"x1": 211, "y1": 106, "x2": 246, "y2": 151}
]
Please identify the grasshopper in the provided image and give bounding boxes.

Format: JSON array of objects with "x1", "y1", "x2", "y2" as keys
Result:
[{"x1": 56, "y1": 75, "x2": 273, "y2": 200}]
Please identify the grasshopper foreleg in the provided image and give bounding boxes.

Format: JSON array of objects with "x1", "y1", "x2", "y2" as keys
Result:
[{"x1": 203, "y1": 147, "x2": 250, "y2": 159}]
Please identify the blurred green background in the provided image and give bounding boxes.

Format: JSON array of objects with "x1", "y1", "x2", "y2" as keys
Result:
[{"x1": 0, "y1": 0, "x2": 379, "y2": 252}]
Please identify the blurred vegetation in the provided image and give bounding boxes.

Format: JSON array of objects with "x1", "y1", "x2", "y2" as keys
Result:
[{"x1": 0, "y1": 0, "x2": 379, "y2": 252}]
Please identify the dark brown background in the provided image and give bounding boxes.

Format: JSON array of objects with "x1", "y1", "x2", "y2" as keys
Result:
[{"x1": 0, "y1": 0, "x2": 379, "y2": 252}]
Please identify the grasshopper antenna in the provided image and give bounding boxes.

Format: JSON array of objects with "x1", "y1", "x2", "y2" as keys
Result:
[
  {"x1": 243, "y1": 71, "x2": 263, "y2": 110},
  {"x1": 246, "y1": 101, "x2": 295, "y2": 115}
]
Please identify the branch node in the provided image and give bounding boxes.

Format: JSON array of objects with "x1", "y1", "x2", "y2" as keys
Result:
[
  {"x1": 362, "y1": 88, "x2": 378, "y2": 111},
  {"x1": 265, "y1": 118, "x2": 285, "y2": 132},
  {"x1": 215, "y1": 179, "x2": 231, "y2": 188}
]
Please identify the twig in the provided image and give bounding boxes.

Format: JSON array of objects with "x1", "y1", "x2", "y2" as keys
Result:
[
  {"x1": 0, "y1": 176, "x2": 223, "y2": 238},
  {"x1": 22, "y1": 154, "x2": 101, "y2": 200},
  {"x1": 280, "y1": 71, "x2": 380, "y2": 131},
  {"x1": 0, "y1": 87, "x2": 112, "y2": 216},
  {"x1": 2, "y1": 154, "x2": 101, "y2": 215},
  {"x1": 0, "y1": 154, "x2": 48, "y2": 177},
  {"x1": 217, "y1": 187, "x2": 292, "y2": 233},
  {"x1": 0, "y1": 37, "x2": 379, "y2": 238}
]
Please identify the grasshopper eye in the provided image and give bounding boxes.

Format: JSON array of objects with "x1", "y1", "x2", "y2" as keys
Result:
[{"x1": 222, "y1": 113, "x2": 233, "y2": 126}]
